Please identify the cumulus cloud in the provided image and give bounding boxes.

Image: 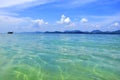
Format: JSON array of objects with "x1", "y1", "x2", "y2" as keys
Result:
[
  {"x1": 67, "y1": 23, "x2": 76, "y2": 27},
  {"x1": 32, "y1": 19, "x2": 48, "y2": 26},
  {"x1": 57, "y1": 15, "x2": 71, "y2": 24},
  {"x1": 0, "y1": 15, "x2": 48, "y2": 32},
  {"x1": 107, "y1": 22, "x2": 120, "y2": 31},
  {"x1": 80, "y1": 18, "x2": 88, "y2": 23},
  {"x1": 112, "y1": 22, "x2": 120, "y2": 27}
]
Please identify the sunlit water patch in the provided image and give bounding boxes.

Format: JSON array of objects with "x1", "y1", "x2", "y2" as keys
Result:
[{"x1": 0, "y1": 34, "x2": 120, "y2": 80}]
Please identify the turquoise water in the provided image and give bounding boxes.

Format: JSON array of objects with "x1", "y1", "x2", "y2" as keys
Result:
[{"x1": 0, "y1": 34, "x2": 120, "y2": 80}]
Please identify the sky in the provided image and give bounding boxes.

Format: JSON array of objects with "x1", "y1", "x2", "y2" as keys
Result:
[{"x1": 0, "y1": 0, "x2": 120, "y2": 32}]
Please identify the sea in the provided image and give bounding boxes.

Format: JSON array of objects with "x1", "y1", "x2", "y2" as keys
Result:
[{"x1": 0, "y1": 34, "x2": 120, "y2": 80}]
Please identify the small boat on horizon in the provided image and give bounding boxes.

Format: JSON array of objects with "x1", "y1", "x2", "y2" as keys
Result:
[{"x1": 7, "y1": 32, "x2": 13, "y2": 34}]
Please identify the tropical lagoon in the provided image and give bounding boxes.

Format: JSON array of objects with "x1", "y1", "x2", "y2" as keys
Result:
[{"x1": 0, "y1": 34, "x2": 120, "y2": 80}]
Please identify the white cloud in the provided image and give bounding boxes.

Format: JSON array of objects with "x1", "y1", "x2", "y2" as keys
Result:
[
  {"x1": 67, "y1": 23, "x2": 76, "y2": 27},
  {"x1": 56, "y1": 0, "x2": 97, "y2": 8},
  {"x1": 32, "y1": 19, "x2": 48, "y2": 26},
  {"x1": 0, "y1": 15, "x2": 48, "y2": 32},
  {"x1": 114, "y1": 22, "x2": 120, "y2": 27},
  {"x1": 0, "y1": 11, "x2": 18, "y2": 16},
  {"x1": 95, "y1": 15, "x2": 120, "y2": 30},
  {"x1": 71, "y1": 0, "x2": 97, "y2": 5},
  {"x1": 0, "y1": 0, "x2": 55, "y2": 9},
  {"x1": 80, "y1": 18, "x2": 88, "y2": 23},
  {"x1": 57, "y1": 15, "x2": 71, "y2": 24},
  {"x1": 56, "y1": 14, "x2": 120, "y2": 31},
  {"x1": 0, "y1": 14, "x2": 120, "y2": 33},
  {"x1": 0, "y1": 0, "x2": 56, "y2": 17},
  {"x1": 111, "y1": 22, "x2": 120, "y2": 27},
  {"x1": 1, "y1": 0, "x2": 110, "y2": 9},
  {"x1": 0, "y1": 0, "x2": 33, "y2": 8}
]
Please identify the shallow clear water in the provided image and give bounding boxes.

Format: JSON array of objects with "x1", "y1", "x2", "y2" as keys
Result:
[{"x1": 0, "y1": 34, "x2": 120, "y2": 80}]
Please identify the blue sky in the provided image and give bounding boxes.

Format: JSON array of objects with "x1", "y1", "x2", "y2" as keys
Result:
[{"x1": 0, "y1": 0, "x2": 120, "y2": 32}]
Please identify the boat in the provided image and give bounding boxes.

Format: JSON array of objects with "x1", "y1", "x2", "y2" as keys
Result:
[{"x1": 8, "y1": 32, "x2": 13, "y2": 34}]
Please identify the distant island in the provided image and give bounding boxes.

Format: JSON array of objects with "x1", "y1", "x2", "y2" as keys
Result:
[
  {"x1": 20, "y1": 30, "x2": 120, "y2": 34},
  {"x1": 43, "y1": 30, "x2": 120, "y2": 34}
]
